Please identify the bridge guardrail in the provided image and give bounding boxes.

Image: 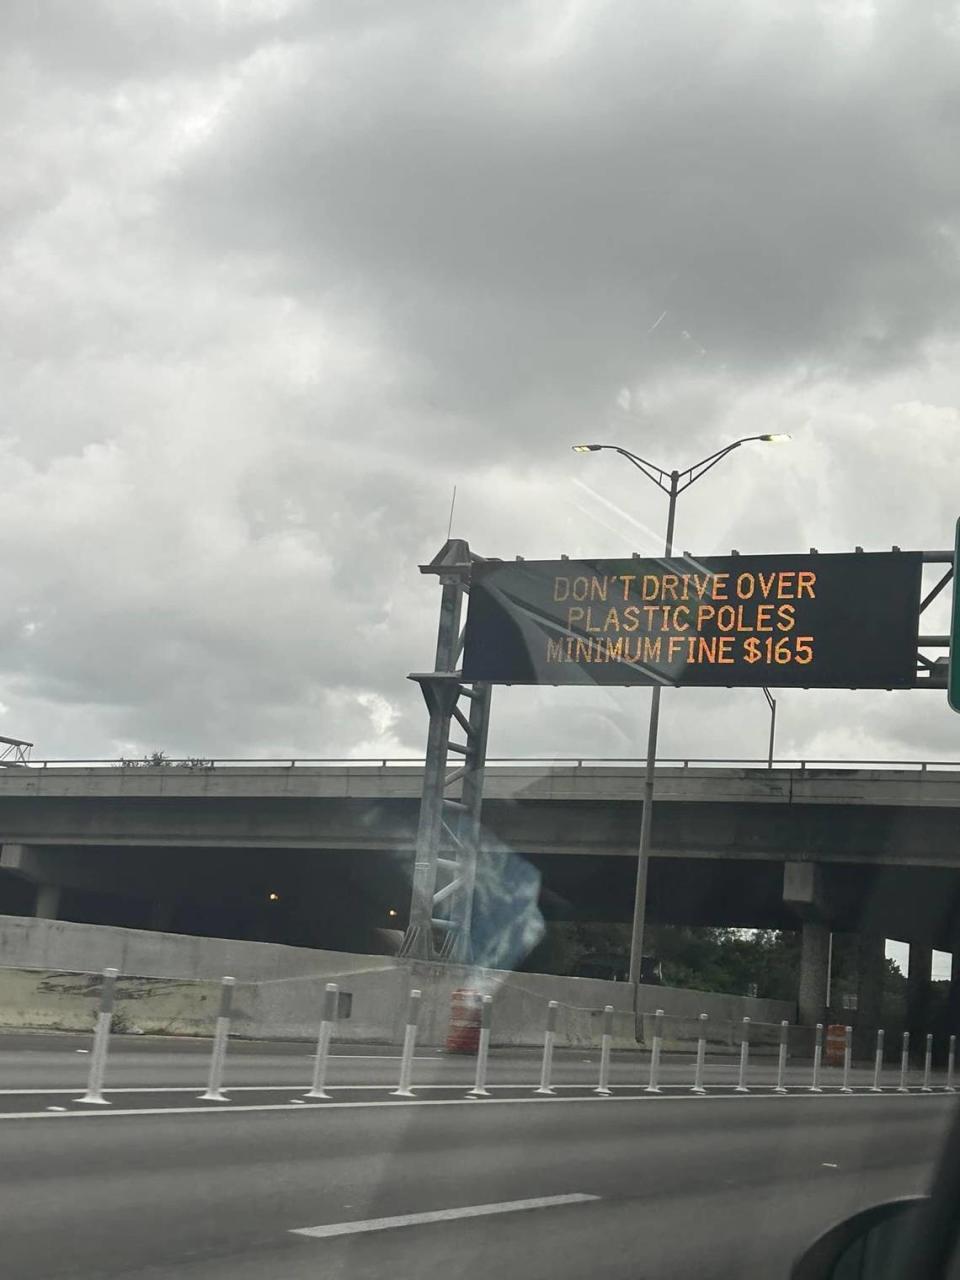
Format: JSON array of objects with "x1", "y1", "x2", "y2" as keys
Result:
[{"x1": 17, "y1": 756, "x2": 960, "y2": 772}]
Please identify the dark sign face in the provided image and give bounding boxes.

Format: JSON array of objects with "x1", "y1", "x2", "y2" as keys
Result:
[{"x1": 462, "y1": 552, "x2": 922, "y2": 688}]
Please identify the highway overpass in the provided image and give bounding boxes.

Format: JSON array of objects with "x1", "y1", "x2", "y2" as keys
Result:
[{"x1": 1, "y1": 759, "x2": 959, "y2": 1030}]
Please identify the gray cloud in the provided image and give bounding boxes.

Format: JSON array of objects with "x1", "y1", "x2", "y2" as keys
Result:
[
  {"x1": 0, "y1": 1, "x2": 958, "y2": 766},
  {"x1": 169, "y1": 2, "x2": 960, "y2": 425}
]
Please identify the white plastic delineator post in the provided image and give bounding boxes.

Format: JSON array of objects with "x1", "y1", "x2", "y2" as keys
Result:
[
  {"x1": 200, "y1": 976, "x2": 236, "y2": 1102},
  {"x1": 774, "y1": 1020, "x2": 789, "y2": 1095},
  {"x1": 870, "y1": 1029, "x2": 885, "y2": 1093},
  {"x1": 645, "y1": 1009, "x2": 664, "y2": 1094},
  {"x1": 535, "y1": 1001, "x2": 559, "y2": 1095},
  {"x1": 947, "y1": 1029, "x2": 957, "y2": 1090},
  {"x1": 691, "y1": 1013, "x2": 708, "y2": 1095},
  {"x1": 810, "y1": 1023, "x2": 824, "y2": 1093},
  {"x1": 922, "y1": 1033, "x2": 934, "y2": 1092},
  {"x1": 76, "y1": 966, "x2": 119, "y2": 1105},
  {"x1": 305, "y1": 982, "x2": 339, "y2": 1100},
  {"x1": 898, "y1": 1031, "x2": 910, "y2": 1093},
  {"x1": 841, "y1": 1025, "x2": 853, "y2": 1094},
  {"x1": 735, "y1": 1017, "x2": 750, "y2": 1094},
  {"x1": 468, "y1": 995, "x2": 493, "y2": 1098},
  {"x1": 595, "y1": 1005, "x2": 614, "y2": 1096},
  {"x1": 392, "y1": 988, "x2": 421, "y2": 1097}
]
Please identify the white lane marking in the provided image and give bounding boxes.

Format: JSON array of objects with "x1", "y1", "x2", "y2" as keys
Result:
[
  {"x1": 0, "y1": 1083, "x2": 482, "y2": 1096},
  {"x1": 0, "y1": 1090, "x2": 948, "y2": 1122},
  {"x1": 310, "y1": 1056, "x2": 435, "y2": 1061},
  {"x1": 291, "y1": 1194, "x2": 599, "y2": 1239},
  {"x1": 0, "y1": 1082, "x2": 941, "y2": 1097}
]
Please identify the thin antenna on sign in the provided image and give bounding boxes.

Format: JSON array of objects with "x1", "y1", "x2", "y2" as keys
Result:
[{"x1": 446, "y1": 485, "x2": 457, "y2": 540}]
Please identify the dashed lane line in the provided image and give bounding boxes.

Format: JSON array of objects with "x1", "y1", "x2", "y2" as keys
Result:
[{"x1": 290, "y1": 1194, "x2": 600, "y2": 1240}]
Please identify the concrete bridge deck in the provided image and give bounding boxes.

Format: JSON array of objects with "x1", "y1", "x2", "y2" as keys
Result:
[
  {"x1": 0, "y1": 764, "x2": 958, "y2": 872},
  {"x1": 6, "y1": 759, "x2": 960, "y2": 807}
]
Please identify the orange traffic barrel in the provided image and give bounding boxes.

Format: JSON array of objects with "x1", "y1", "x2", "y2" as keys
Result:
[
  {"x1": 446, "y1": 989, "x2": 483, "y2": 1054},
  {"x1": 825, "y1": 1023, "x2": 847, "y2": 1067}
]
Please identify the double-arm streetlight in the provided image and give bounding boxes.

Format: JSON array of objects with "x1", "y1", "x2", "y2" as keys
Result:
[{"x1": 572, "y1": 433, "x2": 790, "y2": 986}]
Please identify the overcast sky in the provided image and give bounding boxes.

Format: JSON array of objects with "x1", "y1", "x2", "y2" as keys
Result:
[{"x1": 2, "y1": 0, "x2": 959, "y2": 766}]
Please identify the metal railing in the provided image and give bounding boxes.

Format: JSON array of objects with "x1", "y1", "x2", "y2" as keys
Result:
[{"x1": 14, "y1": 756, "x2": 960, "y2": 772}]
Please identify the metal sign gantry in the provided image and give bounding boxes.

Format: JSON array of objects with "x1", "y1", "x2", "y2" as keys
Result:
[
  {"x1": 0, "y1": 736, "x2": 32, "y2": 767},
  {"x1": 916, "y1": 549, "x2": 955, "y2": 691},
  {"x1": 400, "y1": 542, "x2": 956, "y2": 964},
  {"x1": 399, "y1": 540, "x2": 493, "y2": 963},
  {"x1": 949, "y1": 522, "x2": 960, "y2": 712}
]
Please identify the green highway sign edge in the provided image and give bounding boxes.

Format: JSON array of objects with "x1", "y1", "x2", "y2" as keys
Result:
[{"x1": 951, "y1": 517, "x2": 960, "y2": 713}]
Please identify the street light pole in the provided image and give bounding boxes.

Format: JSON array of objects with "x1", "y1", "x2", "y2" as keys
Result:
[
  {"x1": 762, "y1": 687, "x2": 777, "y2": 769},
  {"x1": 629, "y1": 467, "x2": 677, "y2": 984},
  {"x1": 572, "y1": 433, "x2": 790, "y2": 991}
]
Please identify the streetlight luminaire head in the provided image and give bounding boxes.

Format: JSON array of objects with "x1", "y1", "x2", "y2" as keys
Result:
[
  {"x1": 572, "y1": 444, "x2": 602, "y2": 452},
  {"x1": 760, "y1": 433, "x2": 792, "y2": 444}
]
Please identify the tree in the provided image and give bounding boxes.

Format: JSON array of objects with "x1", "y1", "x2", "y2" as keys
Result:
[
  {"x1": 115, "y1": 751, "x2": 213, "y2": 769},
  {"x1": 647, "y1": 926, "x2": 804, "y2": 1000},
  {"x1": 528, "y1": 923, "x2": 803, "y2": 1001},
  {"x1": 523, "y1": 922, "x2": 632, "y2": 978}
]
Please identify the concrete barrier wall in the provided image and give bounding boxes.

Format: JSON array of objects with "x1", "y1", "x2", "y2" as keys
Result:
[
  {"x1": 401, "y1": 963, "x2": 788, "y2": 1049},
  {"x1": 0, "y1": 969, "x2": 220, "y2": 1036},
  {"x1": 234, "y1": 967, "x2": 412, "y2": 1044},
  {"x1": 0, "y1": 915, "x2": 396, "y2": 983},
  {"x1": 0, "y1": 915, "x2": 796, "y2": 1049}
]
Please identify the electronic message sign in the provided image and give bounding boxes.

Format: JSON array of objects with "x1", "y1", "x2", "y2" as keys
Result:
[{"x1": 462, "y1": 551, "x2": 922, "y2": 689}]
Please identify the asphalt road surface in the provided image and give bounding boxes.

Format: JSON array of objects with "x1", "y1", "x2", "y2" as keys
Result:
[{"x1": 0, "y1": 1086, "x2": 952, "y2": 1280}]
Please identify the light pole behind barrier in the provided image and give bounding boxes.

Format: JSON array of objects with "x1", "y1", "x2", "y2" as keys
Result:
[{"x1": 572, "y1": 434, "x2": 791, "y2": 996}]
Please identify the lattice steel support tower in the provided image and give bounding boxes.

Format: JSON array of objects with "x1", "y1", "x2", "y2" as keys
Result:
[{"x1": 400, "y1": 539, "x2": 492, "y2": 962}]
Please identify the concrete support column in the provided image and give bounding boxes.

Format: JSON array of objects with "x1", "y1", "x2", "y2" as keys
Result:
[
  {"x1": 798, "y1": 921, "x2": 830, "y2": 1027},
  {"x1": 34, "y1": 883, "x2": 61, "y2": 920},
  {"x1": 907, "y1": 942, "x2": 933, "y2": 1043},
  {"x1": 150, "y1": 900, "x2": 175, "y2": 932},
  {"x1": 856, "y1": 932, "x2": 885, "y2": 1032},
  {"x1": 948, "y1": 950, "x2": 960, "y2": 1035}
]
